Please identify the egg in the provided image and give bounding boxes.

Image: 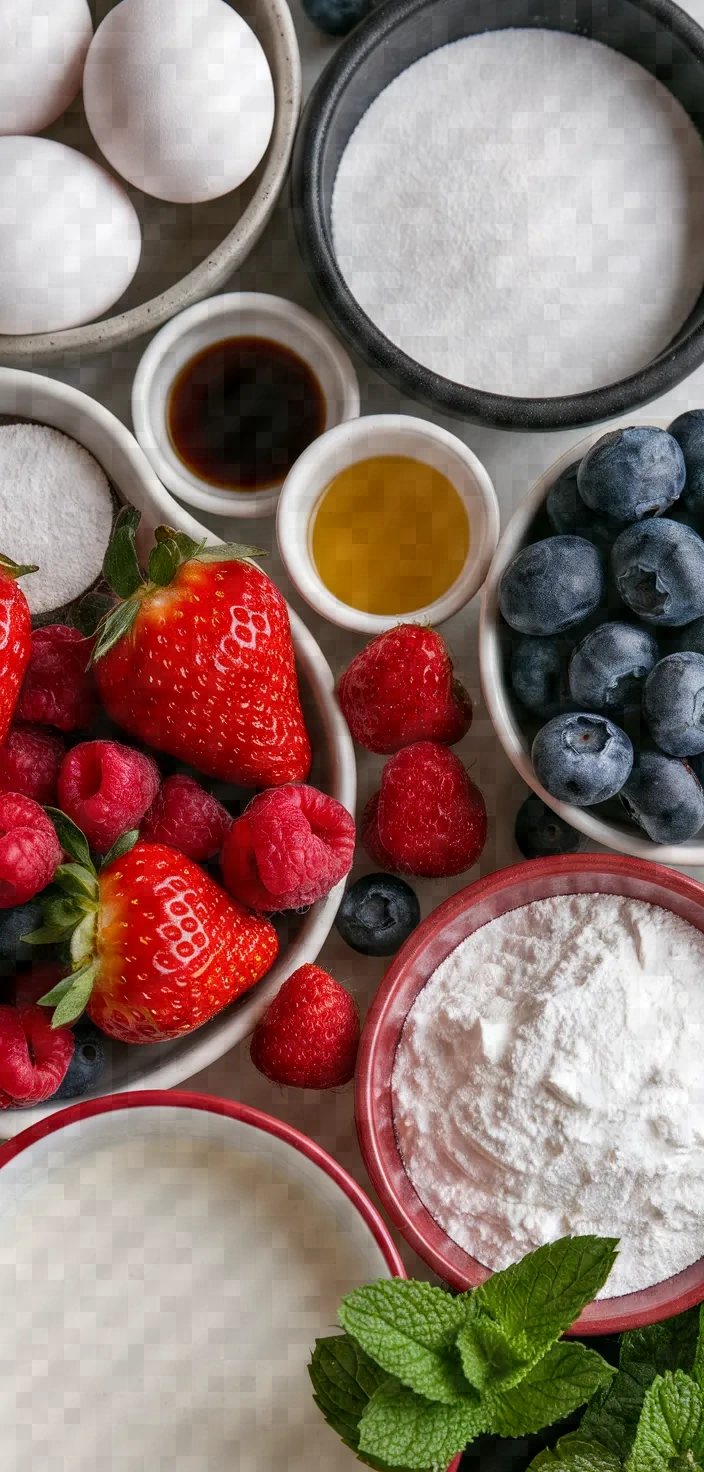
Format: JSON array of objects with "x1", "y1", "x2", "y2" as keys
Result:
[
  {"x1": 0, "y1": 137, "x2": 142, "y2": 335},
  {"x1": 0, "y1": 0, "x2": 93, "y2": 136},
  {"x1": 83, "y1": 0, "x2": 276, "y2": 205}
]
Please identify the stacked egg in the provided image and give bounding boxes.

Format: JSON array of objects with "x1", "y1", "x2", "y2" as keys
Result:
[{"x1": 0, "y1": 0, "x2": 275, "y2": 334}]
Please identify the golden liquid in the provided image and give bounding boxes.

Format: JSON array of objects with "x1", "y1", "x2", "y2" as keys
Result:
[{"x1": 310, "y1": 456, "x2": 470, "y2": 615}]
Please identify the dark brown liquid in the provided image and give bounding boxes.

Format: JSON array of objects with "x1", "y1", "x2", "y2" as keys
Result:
[{"x1": 167, "y1": 336, "x2": 326, "y2": 492}]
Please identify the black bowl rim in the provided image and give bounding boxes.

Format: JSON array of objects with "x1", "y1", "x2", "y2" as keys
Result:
[{"x1": 292, "y1": 0, "x2": 704, "y2": 431}]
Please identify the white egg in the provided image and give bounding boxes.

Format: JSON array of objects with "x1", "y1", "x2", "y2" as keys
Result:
[
  {"x1": 83, "y1": 0, "x2": 276, "y2": 205},
  {"x1": 0, "y1": 0, "x2": 93, "y2": 136},
  {"x1": 0, "y1": 137, "x2": 142, "y2": 335}
]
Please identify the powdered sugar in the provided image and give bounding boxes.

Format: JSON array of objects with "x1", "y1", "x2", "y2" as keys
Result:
[
  {"x1": 332, "y1": 29, "x2": 704, "y2": 398},
  {"x1": 392, "y1": 893, "x2": 704, "y2": 1297}
]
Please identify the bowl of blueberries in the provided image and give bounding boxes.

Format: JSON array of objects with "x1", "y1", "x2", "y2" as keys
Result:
[{"x1": 479, "y1": 413, "x2": 704, "y2": 863}]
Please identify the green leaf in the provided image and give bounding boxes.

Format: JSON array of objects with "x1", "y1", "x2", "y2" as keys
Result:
[
  {"x1": 692, "y1": 1307, "x2": 704, "y2": 1394},
  {"x1": 457, "y1": 1308, "x2": 533, "y2": 1392},
  {"x1": 358, "y1": 1381, "x2": 484, "y2": 1471},
  {"x1": 529, "y1": 1434, "x2": 622, "y2": 1471},
  {"x1": 148, "y1": 537, "x2": 181, "y2": 587},
  {"x1": 103, "y1": 505, "x2": 144, "y2": 598},
  {"x1": 625, "y1": 1372, "x2": 704, "y2": 1472},
  {"x1": 469, "y1": 1236, "x2": 619, "y2": 1366},
  {"x1": 53, "y1": 863, "x2": 99, "y2": 901},
  {"x1": 42, "y1": 895, "x2": 83, "y2": 933},
  {"x1": 101, "y1": 829, "x2": 140, "y2": 868},
  {"x1": 0, "y1": 552, "x2": 38, "y2": 578},
  {"x1": 91, "y1": 597, "x2": 140, "y2": 663},
  {"x1": 154, "y1": 525, "x2": 205, "y2": 560},
  {"x1": 70, "y1": 590, "x2": 115, "y2": 637},
  {"x1": 21, "y1": 923, "x2": 70, "y2": 947},
  {"x1": 196, "y1": 541, "x2": 267, "y2": 563},
  {"x1": 338, "y1": 1279, "x2": 470, "y2": 1404},
  {"x1": 70, "y1": 910, "x2": 97, "y2": 967},
  {"x1": 308, "y1": 1336, "x2": 409, "y2": 1471},
  {"x1": 582, "y1": 1309, "x2": 702, "y2": 1462},
  {"x1": 44, "y1": 809, "x2": 94, "y2": 872},
  {"x1": 50, "y1": 960, "x2": 99, "y2": 1028},
  {"x1": 483, "y1": 1341, "x2": 615, "y2": 1439},
  {"x1": 37, "y1": 971, "x2": 79, "y2": 1006}
]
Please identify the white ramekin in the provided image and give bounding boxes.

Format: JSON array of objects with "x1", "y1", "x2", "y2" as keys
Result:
[
  {"x1": 131, "y1": 292, "x2": 360, "y2": 518},
  {"x1": 276, "y1": 414, "x2": 500, "y2": 634}
]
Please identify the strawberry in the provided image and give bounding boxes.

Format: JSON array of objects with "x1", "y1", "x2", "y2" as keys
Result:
[
  {"x1": 0, "y1": 554, "x2": 37, "y2": 747},
  {"x1": 26, "y1": 811, "x2": 279, "y2": 1044},
  {"x1": 362, "y1": 741, "x2": 487, "y2": 877},
  {"x1": 337, "y1": 625, "x2": 472, "y2": 754},
  {"x1": 90, "y1": 511, "x2": 311, "y2": 787},
  {"x1": 250, "y1": 964, "x2": 359, "y2": 1089}
]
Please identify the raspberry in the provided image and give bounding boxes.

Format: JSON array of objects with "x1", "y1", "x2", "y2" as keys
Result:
[
  {"x1": 250, "y1": 964, "x2": 359, "y2": 1088},
  {"x1": 221, "y1": 784, "x2": 355, "y2": 912},
  {"x1": 0, "y1": 793, "x2": 62, "y2": 908},
  {"x1": 337, "y1": 625, "x2": 472, "y2": 755},
  {"x1": 58, "y1": 740, "x2": 161, "y2": 855},
  {"x1": 141, "y1": 774, "x2": 232, "y2": 861},
  {"x1": 363, "y1": 741, "x2": 487, "y2": 878},
  {"x1": 16, "y1": 624, "x2": 96, "y2": 732},
  {"x1": 0, "y1": 724, "x2": 64, "y2": 805},
  {"x1": 0, "y1": 1002, "x2": 74, "y2": 1107}
]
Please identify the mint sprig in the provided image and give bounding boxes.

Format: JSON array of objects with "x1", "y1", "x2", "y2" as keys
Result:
[{"x1": 339, "y1": 1280, "x2": 469, "y2": 1403}]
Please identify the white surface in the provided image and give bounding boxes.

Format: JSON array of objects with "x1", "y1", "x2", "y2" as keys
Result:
[
  {"x1": 8, "y1": 0, "x2": 704, "y2": 1283},
  {"x1": 392, "y1": 892, "x2": 704, "y2": 1298},
  {"x1": 276, "y1": 413, "x2": 500, "y2": 633},
  {"x1": 0, "y1": 0, "x2": 92, "y2": 136},
  {"x1": 133, "y1": 292, "x2": 360, "y2": 517}
]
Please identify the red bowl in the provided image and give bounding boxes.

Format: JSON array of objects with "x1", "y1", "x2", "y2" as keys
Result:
[{"x1": 356, "y1": 854, "x2": 704, "y2": 1336}]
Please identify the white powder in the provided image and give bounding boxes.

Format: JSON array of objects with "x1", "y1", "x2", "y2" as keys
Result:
[
  {"x1": 332, "y1": 29, "x2": 704, "y2": 398},
  {"x1": 0, "y1": 423, "x2": 115, "y2": 616},
  {"x1": 392, "y1": 893, "x2": 704, "y2": 1297}
]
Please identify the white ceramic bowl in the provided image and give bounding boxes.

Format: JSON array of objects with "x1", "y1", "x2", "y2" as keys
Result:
[
  {"x1": 132, "y1": 293, "x2": 360, "y2": 518},
  {"x1": 0, "y1": 367, "x2": 356, "y2": 1139},
  {"x1": 276, "y1": 414, "x2": 500, "y2": 634},
  {"x1": 478, "y1": 421, "x2": 704, "y2": 865}
]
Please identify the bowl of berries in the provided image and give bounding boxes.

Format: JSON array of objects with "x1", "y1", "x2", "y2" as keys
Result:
[
  {"x1": 0, "y1": 369, "x2": 355, "y2": 1135},
  {"x1": 479, "y1": 414, "x2": 704, "y2": 863}
]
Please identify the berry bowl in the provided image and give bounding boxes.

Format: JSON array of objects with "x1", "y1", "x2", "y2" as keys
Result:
[
  {"x1": 0, "y1": 368, "x2": 356, "y2": 1139},
  {"x1": 356, "y1": 854, "x2": 704, "y2": 1335},
  {"x1": 478, "y1": 418, "x2": 704, "y2": 864}
]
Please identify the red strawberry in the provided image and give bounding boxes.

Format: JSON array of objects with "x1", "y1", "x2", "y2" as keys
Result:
[
  {"x1": 363, "y1": 741, "x2": 487, "y2": 878},
  {"x1": 250, "y1": 964, "x2": 359, "y2": 1089},
  {"x1": 0, "y1": 555, "x2": 36, "y2": 748},
  {"x1": 221, "y1": 784, "x2": 355, "y2": 912},
  {"x1": 32, "y1": 816, "x2": 279, "y2": 1044},
  {"x1": 92, "y1": 512, "x2": 311, "y2": 787},
  {"x1": 338, "y1": 625, "x2": 472, "y2": 754},
  {"x1": 0, "y1": 1002, "x2": 74, "y2": 1108}
]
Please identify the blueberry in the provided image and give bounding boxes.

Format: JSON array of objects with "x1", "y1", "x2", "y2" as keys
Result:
[
  {"x1": 52, "y1": 1022, "x2": 105, "y2": 1100},
  {"x1": 568, "y1": 621, "x2": 659, "y2": 711},
  {"x1": 620, "y1": 750, "x2": 704, "y2": 843},
  {"x1": 611, "y1": 519, "x2": 704, "y2": 626},
  {"x1": 669, "y1": 410, "x2": 704, "y2": 516},
  {"x1": 335, "y1": 873, "x2": 420, "y2": 956},
  {"x1": 577, "y1": 427, "x2": 685, "y2": 522},
  {"x1": 499, "y1": 537, "x2": 605, "y2": 636},
  {"x1": 546, "y1": 461, "x2": 617, "y2": 556},
  {"x1": 301, "y1": 0, "x2": 372, "y2": 35},
  {"x1": 510, "y1": 635, "x2": 571, "y2": 718},
  {"x1": 532, "y1": 712, "x2": 633, "y2": 805},
  {"x1": 0, "y1": 899, "x2": 46, "y2": 972},
  {"x1": 643, "y1": 652, "x2": 704, "y2": 757},
  {"x1": 678, "y1": 615, "x2": 704, "y2": 655},
  {"x1": 514, "y1": 796, "x2": 586, "y2": 858}
]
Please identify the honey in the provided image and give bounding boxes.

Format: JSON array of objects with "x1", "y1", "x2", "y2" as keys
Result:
[{"x1": 310, "y1": 455, "x2": 469, "y2": 615}]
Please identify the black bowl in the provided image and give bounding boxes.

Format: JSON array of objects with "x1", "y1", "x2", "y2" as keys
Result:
[{"x1": 291, "y1": 0, "x2": 704, "y2": 431}]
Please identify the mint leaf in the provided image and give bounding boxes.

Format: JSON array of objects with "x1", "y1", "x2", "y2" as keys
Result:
[
  {"x1": 469, "y1": 1237, "x2": 618, "y2": 1366},
  {"x1": 625, "y1": 1372, "x2": 704, "y2": 1472},
  {"x1": 358, "y1": 1381, "x2": 485, "y2": 1471},
  {"x1": 308, "y1": 1336, "x2": 419, "y2": 1471},
  {"x1": 581, "y1": 1308, "x2": 701, "y2": 1462},
  {"x1": 338, "y1": 1280, "x2": 470, "y2": 1404},
  {"x1": 529, "y1": 1434, "x2": 622, "y2": 1471},
  {"x1": 457, "y1": 1308, "x2": 533, "y2": 1391},
  {"x1": 483, "y1": 1340, "x2": 615, "y2": 1438},
  {"x1": 692, "y1": 1307, "x2": 704, "y2": 1394}
]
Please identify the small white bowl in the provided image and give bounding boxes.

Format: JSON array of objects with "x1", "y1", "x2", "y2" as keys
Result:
[
  {"x1": 132, "y1": 292, "x2": 360, "y2": 518},
  {"x1": 276, "y1": 414, "x2": 500, "y2": 634}
]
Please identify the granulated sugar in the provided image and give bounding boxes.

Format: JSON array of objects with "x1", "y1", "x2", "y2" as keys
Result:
[
  {"x1": 332, "y1": 30, "x2": 704, "y2": 398},
  {"x1": 392, "y1": 893, "x2": 704, "y2": 1296}
]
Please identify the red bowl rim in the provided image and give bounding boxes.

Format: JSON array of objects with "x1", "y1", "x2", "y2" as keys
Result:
[{"x1": 355, "y1": 853, "x2": 704, "y2": 1335}]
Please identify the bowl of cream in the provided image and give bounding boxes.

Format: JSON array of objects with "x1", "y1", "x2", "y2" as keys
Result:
[{"x1": 356, "y1": 852, "x2": 704, "y2": 1335}]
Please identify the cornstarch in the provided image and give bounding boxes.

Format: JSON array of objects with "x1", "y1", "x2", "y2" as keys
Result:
[
  {"x1": 332, "y1": 30, "x2": 704, "y2": 398},
  {"x1": 392, "y1": 893, "x2": 704, "y2": 1297}
]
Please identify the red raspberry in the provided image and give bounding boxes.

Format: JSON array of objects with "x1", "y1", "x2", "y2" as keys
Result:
[
  {"x1": 141, "y1": 774, "x2": 232, "y2": 862},
  {"x1": 16, "y1": 624, "x2": 96, "y2": 732},
  {"x1": 0, "y1": 724, "x2": 65, "y2": 805},
  {"x1": 363, "y1": 741, "x2": 487, "y2": 878},
  {"x1": 0, "y1": 793, "x2": 62, "y2": 908},
  {"x1": 338, "y1": 625, "x2": 472, "y2": 755},
  {"x1": 58, "y1": 740, "x2": 161, "y2": 855},
  {"x1": 221, "y1": 784, "x2": 355, "y2": 912},
  {"x1": 250, "y1": 964, "x2": 359, "y2": 1088},
  {"x1": 0, "y1": 1002, "x2": 74, "y2": 1107}
]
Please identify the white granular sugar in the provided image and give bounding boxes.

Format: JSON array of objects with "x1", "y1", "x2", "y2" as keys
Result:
[
  {"x1": 332, "y1": 30, "x2": 704, "y2": 398},
  {"x1": 392, "y1": 893, "x2": 704, "y2": 1297},
  {"x1": 0, "y1": 423, "x2": 114, "y2": 616}
]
